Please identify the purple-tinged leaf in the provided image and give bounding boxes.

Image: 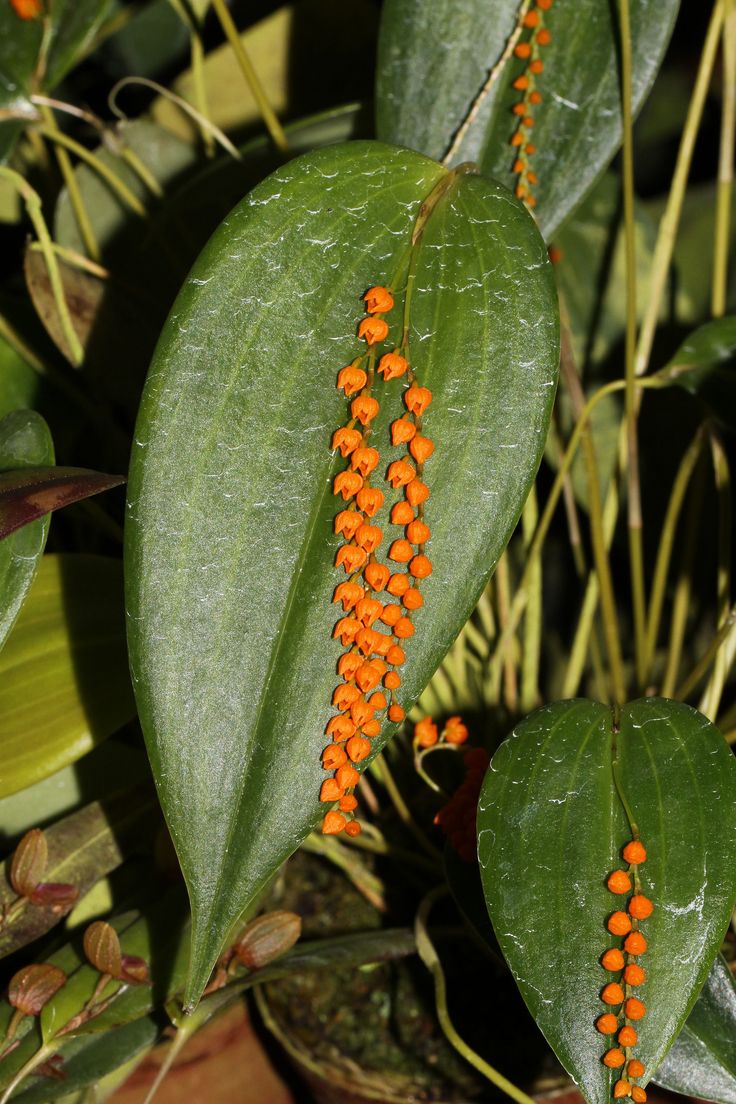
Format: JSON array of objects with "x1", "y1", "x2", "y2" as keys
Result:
[{"x1": 0, "y1": 467, "x2": 125, "y2": 541}]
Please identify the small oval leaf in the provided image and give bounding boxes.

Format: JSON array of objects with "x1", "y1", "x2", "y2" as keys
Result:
[
  {"x1": 477, "y1": 698, "x2": 736, "y2": 1104},
  {"x1": 126, "y1": 139, "x2": 559, "y2": 1004}
]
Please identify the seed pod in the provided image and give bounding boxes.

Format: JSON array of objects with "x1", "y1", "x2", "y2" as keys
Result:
[
  {"x1": 628, "y1": 895, "x2": 653, "y2": 920},
  {"x1": 618, "y1": 1025, "x2": 638, "y2": 1047},
  {"x1": 623, "y1": 841, "x2": 647, "y2": 865},
  {"x1": 83, "y1": 921, "x2": 122, "y2": 978},
  {"x1": 235, "y1": 911, "x2": 302, "y2": 970},
  {"x1": 10, "y1": 829, "x2": 47, "y2": 897},
  {"x1": 9, "y1": 963, "x2": 66, "y2": 1016},
  {"x1": 603, "y1": 1048, "x2": 626, "y2": 1069},
  {"x1": 596, "y1": 1013, "x2": 619, "y2": 1034},
  {"x1": 607, "y1": 911, "x2": 632, "y2": 936},
  {"x1": 601, "y1": 948, "x2": 625, "y2": 972},
  {"x1": 601, "y1": 983, "x2": 625, "y2": 1006},
  {"x1": 607, "y1": 870, "x2": 632, "y2": 894}
]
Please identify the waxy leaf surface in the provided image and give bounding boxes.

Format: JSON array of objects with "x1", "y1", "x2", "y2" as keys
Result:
[
  {"x1": 478, "y1": 698, "x2": 736, "y2": 1104},
  {"x1": 125, "y1": 140, "x2": 559, "y2": 1004},
  {"x1": 376, "y1": 0, "x2": 679, "y2": 237},
  {"x1": 654, "y1": 954, "x2": 736, "y2": 1104},
  {"x1": 0, "y1": 554, "x2": 135, "y2": 795},
  {"x1": 0, "y1": 411, "x2": 52, "y2": 651}
]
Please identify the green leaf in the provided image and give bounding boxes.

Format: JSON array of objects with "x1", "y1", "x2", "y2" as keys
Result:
[
  {"x1": 125, "y1": 139, "x2": 559, "y2": 1005},
  {"x1": 659, "y1": 317, "x2": 736, "y2": 431},
  {"x1": 10, "y1": 1016, "x2": 158, "y2": 1104},
  {"x1": 654, "y1": 954, "x2": 736, "y2": 1104},
  {"x1": 0, "y1": 336, "x2": 40, "y2": 420},
  {"x1": 477, "y1": 697, "x2": 736, "y2": 1104},
  {"x1": 375, "y1": 0, "x2": 679, "y2": 238},
  {"x1": 0, "y1": 411, "x2": 52, "y2": 651},
  {"x1": 0, "y1": 0, "x2": 112, "y2": 161},
  {"x1": 0, "y1": 554, "x2": 136, "y2": 796},
  {"x1": 0, "y1": 789, "x2": 160, "y2": 959}
]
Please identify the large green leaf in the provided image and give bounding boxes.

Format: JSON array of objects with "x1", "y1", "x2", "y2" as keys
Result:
[
  {"x1": 654, "y1": 954, "x2": 736, "y2": 1104},
  {"x1": 375, "y1": 0, "x2": 679, "y2": 238},
  {"x1": 0, "y1": 411, "x2": 52, "y2": 651},
  {"x1": 125, "y1": 139, "x2": 559, "y2": 1005},
  {"x1": 0, "y1": 554, "x2": 135, "y2": 796},
  {"x1": 477, "y1": 697, "x2": 736, "y2": 1104}
]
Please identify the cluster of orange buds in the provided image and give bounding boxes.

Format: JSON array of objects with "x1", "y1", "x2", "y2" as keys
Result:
[
  {"x1": 510, "y1": 0, "x2": 553, "y2": 209},
  {"x1": 596, "y1": 840, "x2": 651, "y2": 1102},
  {"x1": 420, "y1": 714, "x2": 486, "y2": 862},
  {"x1": 8, "y1": 0, "x2": 43, "y2": 18},
  {"x1": 322, "y1": 285, "x2": 435, "y2": 836}
]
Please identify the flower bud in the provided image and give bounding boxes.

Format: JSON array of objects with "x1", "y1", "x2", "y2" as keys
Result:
[{"x1": 9, "y1": 963, "x2": 66, "y2": 1016}]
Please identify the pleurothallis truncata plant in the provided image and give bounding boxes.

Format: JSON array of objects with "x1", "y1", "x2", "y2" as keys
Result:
[
  {"x1": 124, "y1": 141, "x2": 560, "y2": 1007},
  {"x1": 477, "y1": 698, "x2": 736, "y2": 1104}
]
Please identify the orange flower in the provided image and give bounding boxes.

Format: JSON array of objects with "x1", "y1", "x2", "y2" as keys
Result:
[
  {"x1": 334, "y1": 510, "x2": 363, "y2": 539},
  {"x1": 393, "y1": 617, "x2": 414, "y2": 639},
  {"x1": 333, "y1": 617, "x2": 359, "y2": 645},
  {"x1": 351, "y1": 395, "x2": 380, "y2": 426},
  {"x1": 356, "y1": 663, "x2": 382, "y2": 693},
  {"x1": 536, "y1": 28, "x2": 551, "y2": 45},
  {"x1": 339, "y1": 794, "x2": 358, "y2": 812},
  {"x1": 596, "y1": 1014, "x2": 619, "y2": 1035},
  {"x1": 410, "y1": 554, "x2": 432, "y2": 578},
  {"x1": 380, "y1": 604, "x2": 402, "y2": 627},
  {"x1": 514, "y1": 42, "x2": 531, "y2": 58},
  {"x1": 603, "y1": 1050, "x2": 626, "y2": 1070},
  {"x1": 614, "y1": 1082, "x2": 631, "y2": 1099},
  {"x1": 384, "y1": 671, "x2": 401, "y2": 690},
  {"x1": 369, "y1": 692, "x2": 387, "y2": 711},
  {"x1": 335, "y1": 544, "x2": 367, "y2": 573},
  {"x1": 623, "y1": 840, "x2": 647, "y2": 865},
  {"x1": 336, "y1": 764, "x2": 360, "y2": 789},
  {"x1": 391, "y1": 417, "x2": 417, "y2": 445},
  {"x1": 631, "y1": 1089, "x2": 646, "y2": 1104},
  {"x1": 355, "y1": 524, "x2": 383, "y2": 553},
  {"x1": 391, "y1": 501, "x2": 415, "y2": 525},
  {"x1": 389, "y1": 539, "x2": 414, "y2": 563},
  {"x1": 9, "y1": 0, "x2": 42, "y2": 18},
  {"x1": 356, "y1": 486, "x2": 384, "y2": 516},
  {"x1": 601, "y1": 983, "x2": 625, "y2": 1006},
  {"x1": 624, "y1": 963, "x2": 646, "y2": 986},
  {"x1": 388, "y1": 704, "x2": 405, "y2": 722},
  {"x1": 363, "y1": 718, "x2": 381, "y2": 736},
  {"x1": 601, "y1": 948, "x2": 625, "y2": 972},
  {"x1": 618, "y1": 1026, "x2": 638, "y2": 1047},
  {"x1": 378, "y1": 353, "x2": 409, "y2": 380},
  {"x1": 320, "y1": 779, "x2": 342, "y2": 803},
  {"x1": 326, "y1": 715, "x2": 356, "y2": 741},
  {"x1": 345, "y1": 820, "x2": 362, "y2": 837},
  {"x1": 322, "y1": 811, "x2": 346, "y2": 834},
  {"x1": 364, "y1": 286, "x2": 394, "y2": 313},
  {"x1": 628, "y1": 895, "x2": 653, "y2": 920},
  {"x1": 350, "y1": 698, "x2": 375, "y2": 728},
  {"x1": 402, "y1": 588, "x2": 424, "y2": 610},
  {"x1": 355, "y1": 597, "x2": 383, "y2": 627},
  {"x1": 387, "y1": 573, "x2": 410, "y2": 596},
  {"x1": 333, "y1": 471, "x2": 363, "y2": 500},
  {"x1": 625, "y1": 998, "x2": 646, "y2": 1021},
  {"x1": 333, "y1": 683, "x2": 361, "y2": 710},
  {"x1": 364, "y1": 562, "x2": 390, "y2": 591},
  {"x1": 444, "y1": 716, "x2": 469, "y2": 744},
  {"x1": 415, "y1": 718, "x2": 438, "y2": 748},
  {"x1": 406, "y1": 519, "x2": 430, "y2": 545},
  {"x1": 607, "y1": 870, "x2": 632, "y2": 894},
  {"x1": 332, "y1": 427, "x2": 362, "y2": 456},
  {"x1": 387, "y1": 460, "x2": 416, "y2": 488},
  {"x1": 351, "y1": 446, "x2": 380, "y2": 477},
  {"x1": 404, "y1": 385, "x2": 433, "y2": 415},
  {"x1": 333, "y1": 581, "x2": 364, "y2": 610},
  {"x1": 406, "y1": 479, "x2": 430, "y2": 506},
  {"x1": 624, "y1": 931, "x2": 647, "y2": 955},
  {"x1": 322, "y1": 745, "x2": 348, "y2": 770},
  {"x1": 628, "y1": 1060, "x2": 645, "y2": 1079},
  {"x1": 337, "y1": 652, "x2": 362, "y2": 679},
  {"x1": 607, "y1": 912, "x2": 632, "y2": 936},
  {"x1": 346, "y1": 735, "x2": 372, "y2": 763},
  {"x1": 337, "y1": 365, "x2": 367, "y2": 396},
  {"x1": 358, "y1": 317, "x2": 389, "y2": 345}
]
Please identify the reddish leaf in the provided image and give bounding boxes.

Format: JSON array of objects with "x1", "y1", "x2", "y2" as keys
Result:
[{"x1": 0, "y1": 467, "x2": 125, "y2": 540}]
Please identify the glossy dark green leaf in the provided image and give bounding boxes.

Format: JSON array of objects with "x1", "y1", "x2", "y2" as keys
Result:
[
  {"x1": 477, "y1": 697, "x2": 736, "y2": 1104},
  {"x1": 659, "y1": 317, "x2": 736, "y2": 431},
  {"x1": 126, "y1": 140, "x2": 559, "y2": 1005},
  {"x1": 0, "y1": 0, "x2": 112, "y2": 161},
  {"x1": 376, "y1": 0, "x2": 679, "y2": 237},
  {"x1": 0, "y1": 554, "x2": 136, "y2": 796},
  {"x1": 654, "y1": 954, "x2": 736, "y2": 1104},
  {"x1": 0, "y1": 467, "x2": 124, "y2": 540},
  {"x1": 0, "y1": 789, "x2": 159, "y2": 959},
  {"x1": 0, "y1": 411, "x2": 52, "y2": 651}
]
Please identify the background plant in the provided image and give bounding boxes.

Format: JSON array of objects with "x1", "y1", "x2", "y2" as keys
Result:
[{"x1": 0, "y1": 1, "x2": 734, "y2": 1102}]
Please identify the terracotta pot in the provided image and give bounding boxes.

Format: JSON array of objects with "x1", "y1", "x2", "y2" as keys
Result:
[{"x1": 110, "y1": 1000, "x2": 294, "y2": 1104}]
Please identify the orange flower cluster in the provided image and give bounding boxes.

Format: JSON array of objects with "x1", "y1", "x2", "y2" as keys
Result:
[
  {"x1": 322, "y1": 286, "x2": 435, "y2": 836},
  {"x1": 428, "y1": 714, "x2": 487, "y2": 863},
  {"x1": 596, "y1": 840, "x2": 651, "y2": 1101},
  {"x1": 510, "y1": 0, "x2": 553, "y2": 209},
  {"x1": 8, "y1": 0, "x2": 42, "y2": 17}
]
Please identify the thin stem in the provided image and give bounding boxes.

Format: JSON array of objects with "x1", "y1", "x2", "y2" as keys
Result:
[
  {"x1": 371, "y1": 755, "x2": 442, "y2": 863},
  {"x1": 302, "y1": 834, "x2": 386, "y2": 912},
  {"x1": 36, "y1": 103, "x2": 99, "y2": 260},
  {"x1": 712, "y1": 0, "x2": 736, "y2": 316},
  {"x1": 34, "y1": 125, "x2": 147, "y2": 217},
  {"x1": 676, "y1": 605, "x2": 736, "y2": 701},
  {"x1": 618, "y1": 0, "x2": 646, "y2": 689},
  {"x1": 191, "y1": 24, "x2": 215, "y2": 157},
  {"x1": 660, "y1": 454, "x2": 708, "y2": 696},
  {"x1": 699, "y1": 430, "x2": 733, "y2": 719},
  {"x1": 643, "y1": 428, "x2": 705, "y2": 684},
  {"x1": 0, "y1": 167, "x2": 83, "y2": 366},
  {"x1": 209, "y1": 0, "x2": 289, "y2": 153},
  {"x1": 496, "y1": 551, "x2": 519, "y2": 712},
  {"x1": 28, "y1": 239, "x2": 109, "y2": 278},
  {"x1": 635, "y1": 0, "x2": 725, "y2": 376},
  {"x1": 117, "y1": 145, "x2": 164, "y2": 199},
  {"x1": 108, "y1": 77, "x2": 241, "y2": 161},
  {"x1": 0, "y1": 1043, "x2": 55, "y2": 1104},
  {"x1": 415, "y1": 887, "x2": 537, "y2": 1104},
  {"x1": 520, "y1": 486, "x2": 542, "y2": 712}
]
